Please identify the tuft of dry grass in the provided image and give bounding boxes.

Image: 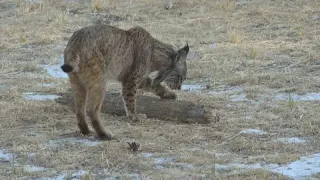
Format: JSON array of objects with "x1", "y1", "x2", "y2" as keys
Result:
[
  {"x1": 0, "y1": 0, "x2": 320, "y2": 179},
  {"x1": 54, "y1": 9, "x2": 69, "y2": 23},
  {"x1": 17, "y1": 1, "x2": 45, "y2": 14},
  {"x1": 227, "y1": 29, "x2": 244, "y2": 44},
  {"x1": 215, "y1": 0, "x2": 235, "y2": 11},
  {"x1": 245, "y1": 46, "x2": 259, "y2": 59},
  {"x1": 18, "y1": 63, "x2": 42, "y2": 72},
  {"x1": 91, "y1": 0, "x2": 105, "y2": 12}
]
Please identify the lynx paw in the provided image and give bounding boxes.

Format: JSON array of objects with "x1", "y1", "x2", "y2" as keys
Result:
[
  {"x1": 160, "y1": 91, "x2": 177, "y2": 99},
  {"x1": 97, "y1": 130, "x2": 114, "y2": 141},
  {"x1": 78, "y1": 123, "x2": 90, "y2": 135},
  {"x1": 76, "y1": 130, "x2": 93, "y2": 137}
]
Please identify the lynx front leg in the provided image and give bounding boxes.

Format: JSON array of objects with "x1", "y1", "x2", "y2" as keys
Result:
[
  {"x1": 122, "y1": 78, "x2": 145, "y2": 121},
  {"x1": 138, "y1": 77, "x2": 176, "y2": 99}
]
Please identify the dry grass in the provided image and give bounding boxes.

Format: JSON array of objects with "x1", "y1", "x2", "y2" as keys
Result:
[
  {"x1": 91, "y1": 0, "x2": 105, "y2": 12},
  {"x1": 0, "y1": 0, "x2": 320, "y2": 179}
]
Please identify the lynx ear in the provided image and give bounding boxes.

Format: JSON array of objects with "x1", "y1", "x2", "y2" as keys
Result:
[
  {"x1": 171, "y1": 43, "x2": 189, "y2": 66},
  {"x1": 183, "y1": 43, "x2": 189, "y2": 54},
  {"x1": 177, "y1": 43, "x2": 189, "y2": 55}
]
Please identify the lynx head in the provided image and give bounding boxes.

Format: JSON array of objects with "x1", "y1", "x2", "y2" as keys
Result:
[
  {"x1": 164, "y1": 44, "x2": 189, "y2": 90},
  {"x1": 152, "y1": 43, "x2": 189, "y2": 90}
]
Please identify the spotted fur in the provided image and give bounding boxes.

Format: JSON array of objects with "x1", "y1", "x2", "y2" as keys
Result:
[{"x1": 61, "y1": 24, "x2": 189, "y2": 140}]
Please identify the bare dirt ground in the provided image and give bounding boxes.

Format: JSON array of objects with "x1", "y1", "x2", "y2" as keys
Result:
[{"x1": 0, "y1": 0, "x2": 320, "y2": 179}]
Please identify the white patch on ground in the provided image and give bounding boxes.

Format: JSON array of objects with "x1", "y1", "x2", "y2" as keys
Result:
[
  {"x1": 27, "y1": 131, "x2": 44, "y2": 137},
  {"x1": 42, "y1": 56, "x2": 68, "y2": 79},
  {"x1": 183, "y1": 84, "x2": 320, "y2": 103},
  {"x1": 39, "y1": 83, "x2": 55, "y2": 87},
  {"x1": 210, "y1": 86, "x2": 242, "y2": 93},
  {"x1": 42, "y1": 64, "x2": 68, "y2": 79},
  {"x1": 140, "y1": 151, "x2": 320, "y2": 179},
  {"x1": 24, "y1": 165, "x2": 46, "y2": 172},
  {"x1": 209, "y1": 43, "x2": 217, "y2": 48},
  {"x1": 0, "y1": 149, "x2": 14, "y2": 162},
  {"x1": 213, "y1": 164, "x2": 231, "y2": 171},
  {"x1": 48, "y1": 137, "x2": 101, "y2": 148},
  {"x1": 141, "y1": 153, "x2": 153, "y2": 158},
  {"x1": 154, "y1": 157, "x2": 174, "y2": 164},
  {"x1": 230, "y1": 93, "x2": 248, "y2": 102},
  {"x1": 26, "y1": 0, "x2": 43, "y2": 3},
  {"x1": 209, "y1": 86, "x2": 242, "y2": 95},
  {"x1": 141, "y1": 153, "x2": 194, "y2": 170},
  {"x1": 97, "y1": 169, "x2": 142, "y2": 180},
  {"x1": 269, "y1": 153, "x2": 320, "y2": 180},
  {"x1": 277, "y1": 137, "x2": 307, "y2": 144},
  {"x1": 221, "y1": 153, "x2": 320, "y2": 180},
  {"x1": 0, "y1": 149, "x2": 46, "y2": 173},
  {"x1": 28, "y1": 152, "x2": 36, "y2": 158},
  {"x1": 215, "y1": 153, "x2": 230, "y2": 157},
  {"x1": 0, "y1": 85, "x2": 8, "y2": 89},
  {"x1": 181, "y1": 84, "x2": 207, "y2": 91},
  {"x1": 1, "y1": 149, "x2": 46, "y2": 173},
  {"x1": 276, "y1": 93, "x2": 320, "y2": 101},
  {"x1": 208, "y1": 86, "x2": 249, "y2": 102},
  {"x1": 154, "y1": 157, "x2": 175, "y2": 170},
  {"x1": 38, "y1": 170, "x2": 88, "y2": 180},
  {"x1": 240, "y1": 129, "x2": 266, "y2": 135},
  {"x1": 24, "y1": 92, "x2": 61, "y2": 101}
]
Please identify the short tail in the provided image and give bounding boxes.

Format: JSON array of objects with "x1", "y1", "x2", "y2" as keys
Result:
[
  {"x1": 61, "y1": 52, "x2": 80, "y2": 73},
  {"x1": 61, "y1": 64, "x2": 73, "y2": 73}
]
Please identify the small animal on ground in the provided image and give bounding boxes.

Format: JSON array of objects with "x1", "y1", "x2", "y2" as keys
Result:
[{"x1": 61, "y1": 24, "x2": 189, "y2": 140}]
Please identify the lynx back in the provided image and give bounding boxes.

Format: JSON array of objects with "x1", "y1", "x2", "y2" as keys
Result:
[{"x1": 61, "y1": 24, "x2": 189, "y2": 140}]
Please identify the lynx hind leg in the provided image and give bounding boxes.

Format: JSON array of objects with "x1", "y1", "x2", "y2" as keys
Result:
[
  {"x1": 87, "y1": 83, "x2": 113, "y2": 140},
  {"x1": 69, "y1": 74, "x2": 90, "y2": 135}
]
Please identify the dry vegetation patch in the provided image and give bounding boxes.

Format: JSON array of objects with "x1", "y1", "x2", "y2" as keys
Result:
[{"x1": 0, "y1": 0, "x2": 320, "y2": 179}]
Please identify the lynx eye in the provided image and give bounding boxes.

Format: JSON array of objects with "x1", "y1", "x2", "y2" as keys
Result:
[{"x1": 177, "y1": 76, "x2": 184, "y2": 83}]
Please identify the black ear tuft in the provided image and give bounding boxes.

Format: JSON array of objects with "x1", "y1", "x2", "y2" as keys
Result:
[{"x1": 183, "y1": 43, "x2": 189, "y2": 54}]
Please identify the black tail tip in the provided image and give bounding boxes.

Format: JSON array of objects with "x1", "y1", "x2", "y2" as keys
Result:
[{"x1": 61, "y1": 64, "x2": 73, "y2": 73}]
